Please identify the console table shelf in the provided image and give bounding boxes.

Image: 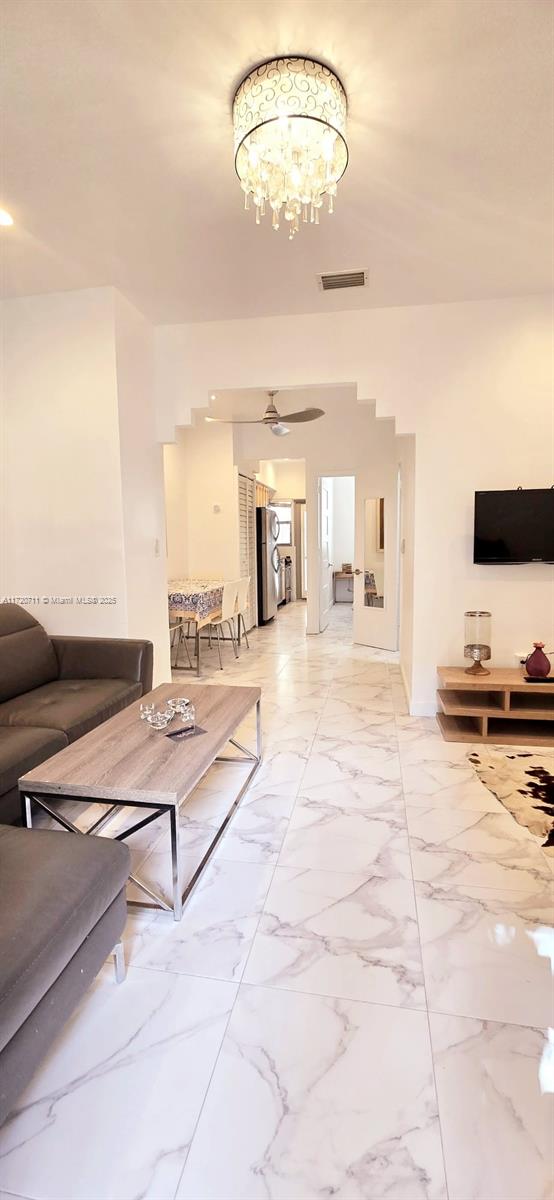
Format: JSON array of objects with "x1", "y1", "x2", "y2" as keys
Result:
[{"x1": 436, "y1": 667, "x2": 554, "y2": 746}]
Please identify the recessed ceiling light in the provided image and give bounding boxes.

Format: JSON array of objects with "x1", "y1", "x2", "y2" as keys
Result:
[
  {"x1": 210, "y1": 394, "x2": 216, "y2": 400},
  {"x1": 0, "y1": 209, "x2": 14, "y2": 226}
]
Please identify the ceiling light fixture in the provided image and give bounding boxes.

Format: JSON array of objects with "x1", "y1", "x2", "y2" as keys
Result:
[
  {"x1": 233, "y1": 57, "x2": 348, "y2": 240},
  {"x1": 0, "y1": 209, "x2": 14, "y2": 226}
]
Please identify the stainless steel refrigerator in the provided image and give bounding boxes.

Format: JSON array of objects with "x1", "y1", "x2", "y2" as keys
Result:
[{"x1": 256, "y1": 506, "x2": 280, "y2": 624}]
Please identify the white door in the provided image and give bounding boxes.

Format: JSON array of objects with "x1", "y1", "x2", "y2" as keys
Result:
[
  {"x1": 319, "y1": 478, "x2": 333, "y2": 632},
  {"x1": 301, "y1": 504, "x2": 308, "y2": 599},
  {"x1": 352, "y1": 467, "x2": 400, "y2": 651}
]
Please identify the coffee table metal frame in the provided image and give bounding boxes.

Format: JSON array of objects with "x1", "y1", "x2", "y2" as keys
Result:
[{"x1": 21, "y1": 697, "x2": 262, "y2": 922}]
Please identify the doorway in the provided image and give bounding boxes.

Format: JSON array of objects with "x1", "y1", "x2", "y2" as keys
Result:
[
  {"x1": 315, "y1": 468, "x2": 403, "y2": 652},
  {"x1": 318, "y1": 475, "x2": 355, "y2": 635}
]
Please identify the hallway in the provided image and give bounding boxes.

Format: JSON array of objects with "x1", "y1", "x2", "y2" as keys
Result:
[{"x1": 0, "y1": 604, "x2": 551, "y2": 1200}]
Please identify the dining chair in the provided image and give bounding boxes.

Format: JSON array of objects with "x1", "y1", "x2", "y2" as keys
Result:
[
  {"x1": 235, "y1": 576, "x2": 251, "y2": 650},
  {"x1": 209, "y1": 581, "x2": 239, "y2": 670},
  {"x1": 169, "y1": 610, "x2": 192, "y2": 670}
]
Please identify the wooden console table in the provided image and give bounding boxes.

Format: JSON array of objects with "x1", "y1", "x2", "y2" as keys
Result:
[{"x1": 437, "y1": 666, "x2": 554, "y2": 746}]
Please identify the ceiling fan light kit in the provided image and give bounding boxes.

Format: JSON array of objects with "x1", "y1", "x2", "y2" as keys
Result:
[
  {"x1": 233, "y1": 56, "x2": 348, "y2": 240},
  {"x1": 206, "y1": 391, "x2": 325, "y2": 436}
]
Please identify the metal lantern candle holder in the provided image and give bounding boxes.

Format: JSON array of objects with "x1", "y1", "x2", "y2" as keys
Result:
[{"x1": 464, "y1": 611, "x2": 492, "y2": 675}]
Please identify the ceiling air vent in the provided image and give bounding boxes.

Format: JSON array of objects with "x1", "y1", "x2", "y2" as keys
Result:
[{"x1": 319, "y1": 269, "x2": 367, "y2": 292}]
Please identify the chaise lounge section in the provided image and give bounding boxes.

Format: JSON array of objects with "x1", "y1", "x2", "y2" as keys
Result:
[{"x1": 0, "y1": 823, "x2": 130, "y2": 1125}]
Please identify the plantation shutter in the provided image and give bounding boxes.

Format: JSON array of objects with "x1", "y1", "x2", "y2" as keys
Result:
[{"x1": 238, "y1": 473, "x2": 256, "y2": 630}]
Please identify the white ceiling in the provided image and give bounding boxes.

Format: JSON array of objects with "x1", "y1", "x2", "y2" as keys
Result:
[{"x1": 1, "y1": 0, "x2": 552, "y2": 322}]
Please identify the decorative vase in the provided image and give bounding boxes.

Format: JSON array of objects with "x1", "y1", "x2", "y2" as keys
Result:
[{"x1": 525, "y1": 642, "x2": 551, "y2": 678}]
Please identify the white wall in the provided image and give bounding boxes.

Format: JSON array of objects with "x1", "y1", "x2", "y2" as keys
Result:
[
  {"x1": 114, "y1": 293, "x2": 171, "y2": 681},
  {"x1": 163, "y1": 434, "x2": 188, "y2": 579},
  {"x1": 1, "y1": 287, "x2": 128, "y2": 635},
  {"x1": 1, "y1": 286, "x2": 170, "y2": 682},
  {"x1": 331, "y1": 476, "x2": 355, "y2": 569},
  {"x1": 156, "y1": 294, "x2": 553, "y2": 711},
  {"x1": 397, "y1": 436, "x2": 416, "y2": 701},
  {"x1": 163, "y1": 420, "x2": 240, "y2": 583},
  {"x1": 255, "y1": 459, "x2": 276, "y2": 493},
  {"x1": 259, "y1": 458, "x2": 306, "y2": 500}
]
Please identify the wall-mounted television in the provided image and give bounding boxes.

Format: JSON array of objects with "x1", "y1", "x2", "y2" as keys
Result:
[{"x1": 474, "y1": 488, "x2": 554, "y2": 564}]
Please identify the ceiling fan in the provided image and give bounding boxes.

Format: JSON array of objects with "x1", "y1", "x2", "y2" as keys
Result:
[{"x1": 205, "y1": 391, "x2": 325, "y2": 437}]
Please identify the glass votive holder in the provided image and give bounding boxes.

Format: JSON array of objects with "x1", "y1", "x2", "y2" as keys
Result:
[
  {"x1": 180, "y1": 702, "x2": 196, "y2": 733},
  {"x1": 146, "y1": 708, "x2": 174, "y2": 731},
  {"x1": 167, "y1": 697, "x2": 191, "y2": 714},
  {"x1": 139, "y1": 702, "x2": 155, "y2": 721},
  {"x1": 464, "y1": 610, "x2": 492, "y2": 675}
]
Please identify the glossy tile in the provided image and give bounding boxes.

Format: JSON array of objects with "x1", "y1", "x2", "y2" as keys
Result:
[
  {"x1": 271, "y1": 679, "x2": 333, "y2": 701},
  {"x1": 317, "y1": 706, "x2": 398, "y2": 739},
  {"x1": 245, "y1": 867, "x2": 425, "y2": 1008},
  {"x1": 14, "y1": 600, "x2": 552, "y2": 1200},
  {"x1": 133, "y1": 856, "x2": 273, "y2": 981},
  {"x1": 278, "y1": 794, "x2": 412, "y2": 877},
  {"x1": 332, "y1": 681, "x2": 394, "y2": 712},
  {"x1": 314, "y1": 728, "x2": 400, "y2": 764},
  {"x1": 216, "y1": 790, "x2": 296, "y2": 864},
  {"x1": 300, "y1": 775, "x2": 407, "y2": 817},
  {"x1": 120, "y1": 908, "x2": 161, "y2": 962},
  {"x1": 0, "y1": 968, "x2": 236, "y2": 1200},
  {"x1": 263, "y1": 710, "x2": 322, "y2": 740},
  {"x1": 408, "y1": 807, "x2": 552, "y2": 890},
  {"x1": 301, "y1": 740, "x2": 402, "y2": 788},
  {"x1": 430, "y1": 1013, "x2": 554, "y2": 1200},
  {"x1": 253, "y1": 745, "x2": 309, "y2": 791},
  {"x1": 416, "y1": 880, "x2": 554, "y2": 1026},
  {"x1": 176, "y1": 985, "x2": 447, "y2": 1200},
  {"x1": 397, "y1": 726, "x2": 505, "y2": 814},
  {"x1": 404, "y1": 783, "x2": 505, "y2": 814}
]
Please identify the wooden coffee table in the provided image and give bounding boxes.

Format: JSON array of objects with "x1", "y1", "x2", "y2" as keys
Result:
[{"x1": 19, "y1": 683, "x2": 262, "y2": 920}]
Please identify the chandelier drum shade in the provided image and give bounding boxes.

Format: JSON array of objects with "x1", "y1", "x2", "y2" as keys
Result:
[{"x1": 233, "y1": 57, "x2": 348, "y2": 239}]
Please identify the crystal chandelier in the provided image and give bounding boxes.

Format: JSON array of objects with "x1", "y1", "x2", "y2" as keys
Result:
[{"x1": 233, "y1": 57, "x2": 348, "y2": 240}]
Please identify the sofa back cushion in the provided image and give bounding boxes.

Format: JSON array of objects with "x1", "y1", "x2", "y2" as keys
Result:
[{"x1": 0, "y1": 604, "x2": 59, "y2": 703}]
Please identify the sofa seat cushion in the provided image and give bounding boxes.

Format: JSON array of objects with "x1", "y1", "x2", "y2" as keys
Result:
[
  {"x1": 0, "y1": 825, "x2": 130, "y2": 1053},
  {"x1": 0, "y1": 726, "x2": 68, "y2": 798},
  {"x1": 0, "y1": 678, "x2": 142, "y2": 742}
]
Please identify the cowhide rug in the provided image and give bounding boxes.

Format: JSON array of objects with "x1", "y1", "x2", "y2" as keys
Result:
[{"x1": 468, "y1": 748, "x2": 554, "y2": 856}]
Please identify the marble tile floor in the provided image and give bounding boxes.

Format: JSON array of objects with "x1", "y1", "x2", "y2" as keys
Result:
[{"x1": 0, "y1": 602, "x2": 552, "y2": 1200}]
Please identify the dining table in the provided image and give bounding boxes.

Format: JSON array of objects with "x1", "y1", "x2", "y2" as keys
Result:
[{"x1": 168, "y1": 579, "x2": 224, "y2": 675}]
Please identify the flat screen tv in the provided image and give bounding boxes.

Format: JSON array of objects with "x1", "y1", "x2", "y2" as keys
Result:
[{"x1": 474, "y1": 488, "x2": 554, "y2": 564}]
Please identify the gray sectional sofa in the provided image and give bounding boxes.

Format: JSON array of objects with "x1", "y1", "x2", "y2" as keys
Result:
[
  {"x1": 0, "y1": 602, "x2": 155, "y2": 1123},
  {"x1": 0, "y1": 603, "x2": 153, "y2": 823}
]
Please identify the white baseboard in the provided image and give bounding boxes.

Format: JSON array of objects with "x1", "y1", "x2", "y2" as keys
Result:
[
  {"x1": 399, "y1": 663, "x2": 411, "y2": 708},
  {"x1": 409, "y1": 699, "x2": 438, "y2": 718},
  {"x1": 398, "y1": 664, "x2": 437, "y2": 719}
]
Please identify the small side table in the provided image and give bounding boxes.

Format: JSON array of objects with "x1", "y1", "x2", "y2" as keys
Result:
[{"x1": 333, "y1": 571, "x2": 354, "y2": 603}]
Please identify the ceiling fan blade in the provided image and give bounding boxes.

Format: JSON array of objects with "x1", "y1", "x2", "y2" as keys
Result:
[
  {"x1": 205, "y1": 416, "x2": 264, "y2": 425},
  {"x1": 279, "y1": 407, "x2": 325, "y2": 423},
  {"x1": 270, "y1": 423, "x2": 290, "y2": 437}
]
